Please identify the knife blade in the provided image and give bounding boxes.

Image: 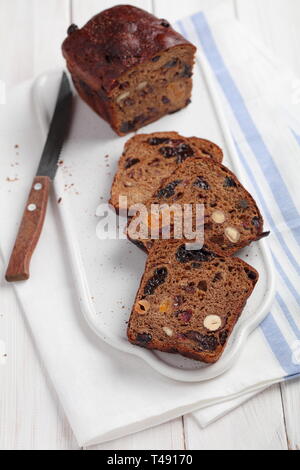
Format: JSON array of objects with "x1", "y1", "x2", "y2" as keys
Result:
[{"x1": 5, "y1": 72, "x2": 73, "y2": 282}]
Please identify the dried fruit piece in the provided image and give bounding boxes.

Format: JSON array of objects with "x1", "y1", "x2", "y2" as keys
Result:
[
  {"x1": 175, "y1": 310, "x2": 193, "y2": 323},
  {"x1": 67, "y1": 24, "x2": 78, "y2": 35},
  {"x1": 193, "y1": 177, "x2": 210, "y2": 190},
  {"x1": 185, "y1": 331, "x2": 218, "y2": 352},
  {"x1": 176, "y1": 245, "x2": 215, "y2": 264},
  {"x1": 159, "y1": 300, "x2": 171, "y2": 314},
  {"x1": 203, "y1": 315, "x2": 222, "y2": 331},
  {"x1": 158, "y1": 142, "x2": 194, "y2": 164},
  {"x1": 225, "y1": 227, "x2": 240, "y2": 243},
  {"x1": 211, "y1": 210, "x2": 225, "y2": 224},
  {"x1": 135, "y1": 299, "x2": 150, "y2": 314},
  {"x1": 198, "y1": 280, "x2": 208, "y2": 291},
  {"x1": 224, "y1": 176, "x2": 237, "y2": 188},
  {"x1": 124, "y1": 158, "x2": 140, "y2": 169},
  {"x1": 252, "y1": 216, "x2": 262, "y2": 228},
  {"x1": 147, "y1": 137, "x2": 170, "y2": 145},
  {"x1": 212, "y1": 272, "x2": 222, "y2": 282},
  {"x1": 136, "y1": 333, "x2": 152, "y2": 345},
  {"x1": 143, "y1": 267, "x2": 168, "y2": 296},
  {"x1": 155, "y1": 180, "x2": 182, "y2": 199},
  {"x1": 237, "y1": 199, "x2": 249, "y2": 210},
  {"x1": 162, "y1": 326, "x2": 173, "y2": 337},
  {"x1": 162, "y1": 96, "x2": 170, "y2": 104}
]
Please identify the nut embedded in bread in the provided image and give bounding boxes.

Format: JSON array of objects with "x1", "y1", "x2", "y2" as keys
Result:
[
  {"x1": 127, "y1": 240, "x2": 259, "y2": 363},
  {"x1": 110, "y1": 132, "x2": 223, "y2": 209},
  {"x1": 62, "y1": 5, "x2": 197, "y2": 136}
]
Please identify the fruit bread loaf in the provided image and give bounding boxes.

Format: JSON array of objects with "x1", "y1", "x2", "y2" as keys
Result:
[
  {"x1": 110, "y1": 132, "x2": 223, "y2": 210},
  {"x1": 127, "y1": 240, "x2": 259, "y2": 363},
  {"x1": 127, "y1": 157, "x2": 269, "y2": 256},
  {"x1": 62, "y1": 5, "x2": 197, "y2": 136}
]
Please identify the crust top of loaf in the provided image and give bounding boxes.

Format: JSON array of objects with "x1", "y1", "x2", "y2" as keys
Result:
[{"x1": 62, "y1": 4, "x2": 196, "y2": 93}]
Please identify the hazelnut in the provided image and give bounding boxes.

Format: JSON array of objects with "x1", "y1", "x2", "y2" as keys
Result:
[
  {"x1": 116, "y1": 91, "x2": 130, "y2": 103},
  {"x1": 162, "y1": 326, "x2": 173, "y2": 337},
  {"x1": 225, "y1": 227, "x2": 240, "y2": 243},
  {"x1": 203, "y1": 315, "x2": 222, "y2": 331},
  {"x1": 135, "y1": 299, "x2": 150, "y2": 315},
  {"x1": 211, "y1": 210, "x2": 226, "y2": 224},
  {"x1": 137, "y1": 81, "x2": 148, "y2": 90}
]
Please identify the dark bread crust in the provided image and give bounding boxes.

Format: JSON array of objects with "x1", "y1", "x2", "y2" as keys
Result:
[
  {"x1": 127, "y1": 240, "x2": 258, "y2": 363},
  {"x1": 127, "y1": 157, "x2": 267, "y2": 256},
  {"x1": 62, "y1": 5, "x2": 197, "y2": 135},
  {"x1": 110, "y1": 132, "x2": 223, "y2": 210}
]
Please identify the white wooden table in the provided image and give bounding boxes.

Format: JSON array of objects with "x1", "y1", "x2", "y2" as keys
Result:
[{"x1": 1, "y1": 0, "x2": 300, "y2": 450}]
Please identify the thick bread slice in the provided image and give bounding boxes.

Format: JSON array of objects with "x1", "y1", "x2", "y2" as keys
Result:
[
  {"x1": 127, "y1": 157, "x2": 268, "y2": 256},
  {"x1": 127, "y1": 240, "x2": 258, "y2": 363},
  {"x1": 110, "y1": 132, "x2": 223, "y2": 209}
]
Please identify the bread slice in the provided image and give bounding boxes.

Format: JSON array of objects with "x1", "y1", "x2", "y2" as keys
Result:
[
  {"x1": 110, "y1": 132, "x2": 223, "y2": 209},
  {"x1": 127, "y1": 157, "x2": 268, "y2": 256},
  {"x1": 127, "y1": 240, "x2": 258, "y2": 363}
]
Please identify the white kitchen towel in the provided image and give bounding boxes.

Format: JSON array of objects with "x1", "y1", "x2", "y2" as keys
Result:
[{"x1": 0, "y1": 6, "x2": 300, "y2": 447}]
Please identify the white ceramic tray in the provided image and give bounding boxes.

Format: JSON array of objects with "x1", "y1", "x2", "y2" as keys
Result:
[{"x1": 33, "y1": 50, "x2": 275, "y2": 382}]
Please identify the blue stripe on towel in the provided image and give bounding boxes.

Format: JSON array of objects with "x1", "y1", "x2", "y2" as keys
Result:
[
  {"x1": 187, "y1": 13, "x2": 300, "y2": 247},
  {"x1": 276, "y1": 293, "x2": 300, "y2": 340},
  {"x1": 291, "y1": 128, "x2": 300, "y2": 146},
  {"x1": 233, "y1": 140, "x2": 300, "y2": 277},
  {"x1": 260, "y1": 314, "x2": 300, "y2": 376}
]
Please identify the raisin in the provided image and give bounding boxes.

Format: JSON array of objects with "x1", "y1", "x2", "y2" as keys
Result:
[
  {"x1": 186, "y1": 98, "x2": 192, "y2": 106},
  {"x1": 120, "y1": 121, "x2": 135, "y2": 133},
  {"x1": 176, "y1": 245, "x2": 215, "y2": 263},
  {"x1": 245, "y1": 269, "x2": 257, "y2": 281},
  {"x1": 192, "y1": 262, "x2": 202, "y2": 269},
  {"x1": 151, "y1": 55, "x2": 161, "y2": 62},
  {"x1": 119, "y1": 81, "x2": 130, "y2": 90},
  {"x1": 193, "y1": 177, "x2": 210, "y2": 190},
  {"x1": 224, "y1": 176, "x2": 237, "y2": 188},
  {"x1": 164, "y1": 58, "x2": 178, "y2": 68},
  {"x1": 161, "y1": 20, "x2": 170, "y2": 27},
  {"x1": 136, "y1": 333, "x2": 152, "y2": 345},
  {"x1": 180, "y1": 63, "x2": 193, "y2": 78},
  {"x1": 162, "y1": 96, "x2": 170, "y2": 104},
  {"x1": 252, "y1": 216, "x2": 262, "y2": 228},
  {"x1": 185, "y1": 331, "x2": 218, "y2": 352},
  {"x1": 155, "y1": 180, "x2": 182, "y2": 199},
  {"x1": 124, "y1": 158, "x2": 140, "y2": 169},
  {"x1": 198, "y1": 280, "x2": 208, "y2": 291},
  {"x1": 159, "y1": 143, "x2": 194, "y2": 163},
  {"x1": 173, "y1": 295, "x2": 185, "y2": 307},
  {"x1": 182, "y1": 283, "x2": 196, "y2": 294},
  {"x1": 258, "y1": 231, "x2": 270, "y2": 239},
  {"x1": 219, "y1": 330, "x2": 228, "y2": 346},
  {"x1": 67, "y1": 24, "x2": 78, "y2": 35},
  {"x1": 237, "y1": 199, "x2": 249, "y2": 209},
  {"x1": 175, "y1": 310, "x2": 193, "y2": 323},
  {"x1": 213, "y1": 272, "x2": 222, "y2": 282},
  {"x1": 148, "y1": 137, "x2": 170, "y2": 146},
  {"x1": 143, "y1": 267, "x2": 168, "y2": 296}
]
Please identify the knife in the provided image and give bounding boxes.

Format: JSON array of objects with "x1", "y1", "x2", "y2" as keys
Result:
[{"x1": 5, "y1": 72, "x2": 73, "y2": 282}]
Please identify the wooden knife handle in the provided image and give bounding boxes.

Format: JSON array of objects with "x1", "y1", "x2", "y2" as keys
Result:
[{"x1": 5, "y1": 176, "x2": 51, "y2": 282}]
